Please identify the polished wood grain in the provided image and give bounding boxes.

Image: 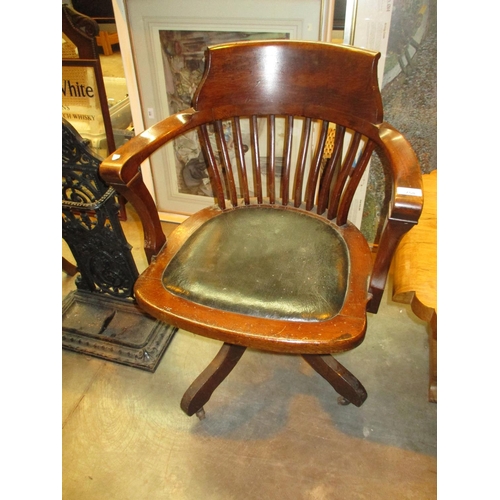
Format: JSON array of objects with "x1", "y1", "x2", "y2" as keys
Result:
[
  {"x1": 181, "y1": 343, "x2": 247, "y2": 417},
  {"x1": 302, "y1": 354, "x2": 368, "y2": 407},
  {"x1": 100, "y1": 41, "x2": 423, "y2": 416},
  {"x1": 393, "y1": 169, "x2": 436, "y2": 402},
  {"x1": 135, "y1": 204, "x2": 372, "y2": 355}
]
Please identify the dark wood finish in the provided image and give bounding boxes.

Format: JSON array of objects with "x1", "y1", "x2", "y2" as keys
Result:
[
  {"x1": 192, "y1": 42, "x2": 384, "y2": 123},
  {"x1": 134, "y1": 204, "x2": 371, "y2": 354},
  {"x1": 62, "y1": 4, "x2": 100, "y2": 59},
  {"x1": 302, "y1": 354, "x2": 368, "y2": 407},
  {"x1": 70, "y1": 0, "x2": 119, "y2": 55},
  {"x1": 180, "y1": 343, "x2": 247, "y2": 417},
  {"x1": 100, "y1": 41, "x2": 423, "y2": 416}
]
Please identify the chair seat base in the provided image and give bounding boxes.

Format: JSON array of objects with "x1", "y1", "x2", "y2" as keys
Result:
[{"x1": 180, "y1": 342, "x2": 367, "y2": 417}]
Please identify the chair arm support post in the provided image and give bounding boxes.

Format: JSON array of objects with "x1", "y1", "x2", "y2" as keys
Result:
[
  {"x1": 115, "y1": 171, "x2": 166, "y2": 264},
  {"x1": 366, "y1": 123, "x2": 423, "y2": 313},
  {"x1": 368, "y1": 218, "x2": 415, "y2": 313},
  {"x1": 101, "y1": 156, "x2": 165, "y2": 263},
  {"x1": 99, "y1": 109, "x2": 200, "y2": 263}
]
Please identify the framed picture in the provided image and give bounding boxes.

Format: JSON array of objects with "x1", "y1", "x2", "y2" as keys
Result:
[
  {"x1": 125, "y1": 0, "x2": 333, "y2": 219},
  {"x1": 155, "y1": 29, "x2": 294, "y2": 213}
]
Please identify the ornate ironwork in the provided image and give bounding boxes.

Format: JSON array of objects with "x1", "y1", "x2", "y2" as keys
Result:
[
  {"x1": 62, "y1": 119, "x2": 138, "y2": 299},
  {"x1": 62, "y1": 119, "x2": 177, "y2": 371}
]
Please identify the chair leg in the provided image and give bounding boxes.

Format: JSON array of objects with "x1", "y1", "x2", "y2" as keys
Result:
[
  {"x1": 301, "y1": 354, "x2": 367, "y2": 407},
  {"x1": 181, "y1": 343, "x2": 247, "y2": 417}
]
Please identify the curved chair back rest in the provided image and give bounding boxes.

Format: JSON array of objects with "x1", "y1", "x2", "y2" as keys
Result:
[
  {"x1": 188, "y1": 40, "x2": 383, "y2": 224},
  {"x1": 195, "y1": 40, "x2": 383, "y2": 123}
]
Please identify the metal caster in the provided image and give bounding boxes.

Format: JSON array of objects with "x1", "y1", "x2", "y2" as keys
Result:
[
  {"x1": 196, "y1": 407, "x2": 206, "y2": 420},
  {"x1": 337, "y1": 396, "x2": 351, "y2": 406}
]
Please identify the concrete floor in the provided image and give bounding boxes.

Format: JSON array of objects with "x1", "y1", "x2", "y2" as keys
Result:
[{"x1": 62, "y1": 205, "x2": 436, "y2": 499}]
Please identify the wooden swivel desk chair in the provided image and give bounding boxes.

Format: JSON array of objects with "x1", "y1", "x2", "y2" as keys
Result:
[{"x1": 100, "y1": 40, "x2": 423, "y2": 418}]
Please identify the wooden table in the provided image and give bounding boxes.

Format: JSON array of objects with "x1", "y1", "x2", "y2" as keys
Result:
[{"x1": 392, "y1": 169, "x2": 437, "y2": 402}]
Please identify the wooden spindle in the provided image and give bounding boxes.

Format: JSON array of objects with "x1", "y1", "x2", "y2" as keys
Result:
[
  {"x1": 336, "y1": 139, "x2": 375, "y2": 225},
  {"x1": 214, "y1": 120, "x2": 238, "y2": 206},
  {"x1": 250, "y1": 116, "x2": 262, "y2": 203},
  {"x1": 293, "y1": 117, "x2": 311, "y2": 207},
  {"x1": 198, "y1": 124, "x2": 226, "y2": 210},
  {"x1": 281, "y1": 115, "x2": 294, "y2": 205},
  {"x1": 317, "y1": 125, "x2": 345, "y2": 215},
  {"x1": 305, "y1": 120, "x2": 329, "y2": 211},
  {"x1": 232, "y1": 117, "x2": 251, "y2": 205},
  {"x1": 268, "y1": 115, "x2": 276, "y2": 204},
  {"x1": 327, "y1": 131, "x2": 362, "y2": 221}
]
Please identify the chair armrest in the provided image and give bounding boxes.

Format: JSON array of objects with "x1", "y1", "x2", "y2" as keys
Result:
[
  {"x1": 99, "y1": 108, "x2": 198, "y2": 263},
  {"x1": 377, "y1": 122, "x2": 423, "y2": 223},
  {"x1": 368, "y1": 122, "x2": 424, "y2": 313},
  {"x1": 100, "y1": 108, "x2": 198, "y2": 186}
]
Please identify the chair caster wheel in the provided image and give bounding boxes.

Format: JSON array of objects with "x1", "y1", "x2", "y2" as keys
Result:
[
  {"x1": 337, "y1": 396, "x2": 351, "y2": 406},
  {"x1": 196, "y1": 407, "x2": 206, "y2": 420}
]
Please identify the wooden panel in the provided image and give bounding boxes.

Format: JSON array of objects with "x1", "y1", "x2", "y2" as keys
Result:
[
  {"x1": 195, "y1": 40, "x2": 383, "y2": 124},
  {"x1": 393, "y1": 169, "x2": 436, "y2": 402},
  {"x1": 393, "y1": 170, "x2": 437, "y2": 316}
]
